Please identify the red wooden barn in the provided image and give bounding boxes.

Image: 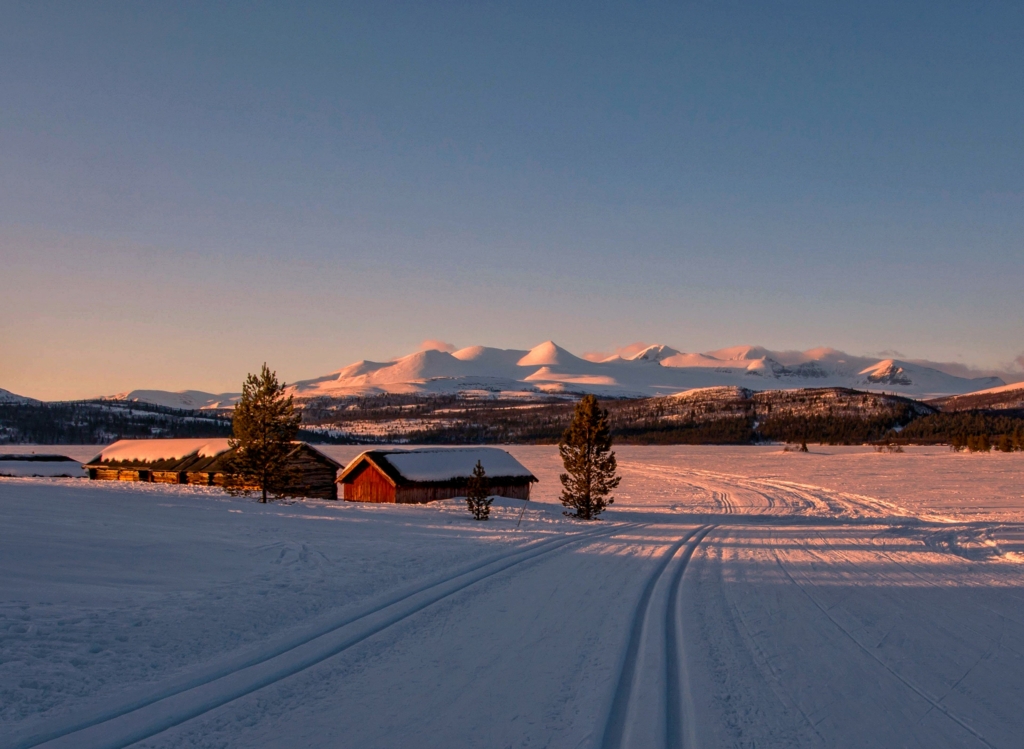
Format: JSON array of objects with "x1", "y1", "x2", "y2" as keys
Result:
[{"x1": 337, "y1": 447, "x2": 537, "y2": 504}]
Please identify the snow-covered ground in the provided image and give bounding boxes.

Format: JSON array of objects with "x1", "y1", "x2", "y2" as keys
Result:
[{"x1": 2, "y1": 445, "x2": 1023, "y2": 748}]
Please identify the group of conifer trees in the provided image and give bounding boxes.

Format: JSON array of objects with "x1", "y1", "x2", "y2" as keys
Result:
[
  {"x1": 896, "y1": 412, "x2": 1024, "y2": 448},
  {"x1": 950, "y1": 431, "x2": 1024, "y2": 453}
]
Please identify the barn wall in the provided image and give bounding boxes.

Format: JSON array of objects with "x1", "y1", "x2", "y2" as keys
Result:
[
  {"x1": 343, "y1": 465, "x2": 396, "y2": 503},
  {"x1": 394, "y1": 482, "x2": 531, "y2": 505}
]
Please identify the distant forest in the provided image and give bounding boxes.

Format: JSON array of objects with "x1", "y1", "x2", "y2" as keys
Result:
[
  {"x1": 300, "y1": 387, "x2": 1024, "y2": 449},
  {"x1": 0, "y1": 401, "x2": 322, "y2": 446},
  {"x1": 3, "y1": 388, "x2": 1023, "y2": 449},
  {"x1": 0, "y1": 401, "x2": 233, "y2": 444}
]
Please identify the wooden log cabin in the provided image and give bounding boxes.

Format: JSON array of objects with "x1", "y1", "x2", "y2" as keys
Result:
[
  {"x1": 337, "y1": 447, "x2": 537, "y2": 504},
  {"x1": 84, "y1": 439, "x2": 342, "y2": 499}
]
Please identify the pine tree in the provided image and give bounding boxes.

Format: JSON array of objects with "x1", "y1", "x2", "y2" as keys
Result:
[
  {"x1": 465, "y1": 460, "x2": 492, "y2": 520},
  {"x1": 558, "y1": 395, "x2": 621, "y2": 520},
  {"x1": 229, "y1": 364, "x2": 301, "y2": 503}
]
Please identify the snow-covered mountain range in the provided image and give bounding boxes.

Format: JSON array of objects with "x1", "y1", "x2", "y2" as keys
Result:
[{"x1": 100, "y1": 342, "x2": 1005, "y2": 408}]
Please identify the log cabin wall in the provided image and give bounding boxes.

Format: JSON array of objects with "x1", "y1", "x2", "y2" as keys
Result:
[
  {"x1": 278, "y1": 447, "x2": 339, "y2": 499},
  {"x1": 494, "y1": 483, "x2": 530, "y2": 501},
  {"x1": 286, "y1": 464, "x2": 337, "y2": 499},
  {"x1": 85, "y1": 443, "x2": 341, "y2": 499}
]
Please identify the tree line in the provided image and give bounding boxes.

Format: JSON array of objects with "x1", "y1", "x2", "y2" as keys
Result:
[{"x1": 0, "y1": 401, "x2": 233, "y2": 444}]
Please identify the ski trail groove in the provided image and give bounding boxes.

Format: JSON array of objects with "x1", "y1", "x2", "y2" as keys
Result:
[
  {"x1": 770, "y1": 532, "x2": 998, "y2": 749},
  {"x1": 23, "y1": 523, "x2": 633, "y2": 749},
  {"x1": 600, "y1": 525, "x2": 708, "y2": 749},
  {"x1": 665, "y1": 525, "x2": 715, "y2": 749}
]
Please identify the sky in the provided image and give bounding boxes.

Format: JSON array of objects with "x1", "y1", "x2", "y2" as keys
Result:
[{"x1": 2, "y1": 1, "x2": 1022, "y2": 400}]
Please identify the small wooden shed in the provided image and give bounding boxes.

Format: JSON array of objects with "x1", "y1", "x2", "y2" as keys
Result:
[
  {"x1": 84, "y1": 439, "x2": 342, "y2": 499},
  {"x1": 337, "y1": 447, "x2": 537, "y2": 504}
]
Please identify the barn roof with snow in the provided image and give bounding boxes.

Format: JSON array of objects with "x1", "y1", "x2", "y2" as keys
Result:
[
  {"x1": 85, "y1": 438, "x2": 236, "y2": 473},
  {"x1": 337, "y1": 448, "x2": 536, "y2": 504}
]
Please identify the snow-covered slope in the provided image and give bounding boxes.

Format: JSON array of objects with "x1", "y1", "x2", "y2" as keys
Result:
[
  {"x1": 0, "y1": 388, "x2": 39, "y2": 405},
  {"x1": 927, "y1": 380, "x2": 1024, "y2": 412},
  {"x1": 109, "y1": 390, "x2": 241, "y2": 410},
  {"x1": 90, "y1": 343, "x2": 1006, "y2": 406},
  {"x1": 966, "y1": 380, "x2": 1024, "y2": 396}
]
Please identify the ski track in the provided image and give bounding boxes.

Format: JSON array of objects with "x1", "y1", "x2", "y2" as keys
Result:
[
  {"x1": 770, "y1": 530, "x2": 997, "y2": 749},
  {"x1": 600, "y1": 524, "x2": 715, "y2": 749},
  {"x1": 664, "y1": 525, "x2": 715, "y2": 749},
  {"x1": 613, "y1": 460, "x2": 1024, "y2": 748},
  {"x1": 22, "y1": 523, "x2": 635, "y2": 749}
]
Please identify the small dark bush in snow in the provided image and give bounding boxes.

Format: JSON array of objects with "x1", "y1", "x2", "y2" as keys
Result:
[{"x1": 465, "y1": 460, "x2": 492, "y2": 520}]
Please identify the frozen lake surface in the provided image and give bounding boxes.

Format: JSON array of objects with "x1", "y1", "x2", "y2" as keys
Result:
[{"x1": 2, "y1": 445, "x2": 1023, "y2": 748}]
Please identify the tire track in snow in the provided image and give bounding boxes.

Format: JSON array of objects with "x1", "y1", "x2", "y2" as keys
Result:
[
  {"x1": 770, "y1": 530, "x2": 998, "y2": 749},
  {"x1": 665, "y1": 525, "x2": 715, "y2": 749},
  {"x1": 20, "y1": 523, "x2": 635, "y2": 749},
  {"x1": 600, "y1": 525, "x2": 712, "y2": 749}
]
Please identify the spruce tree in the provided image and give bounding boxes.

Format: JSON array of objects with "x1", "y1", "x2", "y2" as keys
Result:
[
  {"x1": 465, "y1": 460, "x2": 492, "y2": 520},
  {"x1": 229, "y1": 364, "x2": 301, "y2": 503},
  {"x1": 558, "y1": 395, "x2": 621, "y2": 520}
]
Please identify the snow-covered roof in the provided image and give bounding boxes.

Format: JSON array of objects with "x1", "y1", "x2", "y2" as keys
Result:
[
  {"x1": 94, "y1": 438, "x2": 232, "y2": 464},
  {"x1": 340, "y1": 447, "x2": 536, "y2": 485}
]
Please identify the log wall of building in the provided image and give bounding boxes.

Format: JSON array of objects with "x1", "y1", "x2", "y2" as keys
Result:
[{"x1": 86, "y1": 445, "x2": 340, "y2": 499}]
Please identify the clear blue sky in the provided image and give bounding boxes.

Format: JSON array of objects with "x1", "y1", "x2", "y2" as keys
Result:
[{"x1": 2, "y1": 1, "x2": 1022, "y2": 399}]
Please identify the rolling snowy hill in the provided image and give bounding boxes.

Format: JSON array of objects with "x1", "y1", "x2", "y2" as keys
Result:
[
  {"x1": 0, "y1": 388, "x2": 38, "y2": 405},
  {"x1": 107, "y1": 390, "x2": 242, "y2": 410}
]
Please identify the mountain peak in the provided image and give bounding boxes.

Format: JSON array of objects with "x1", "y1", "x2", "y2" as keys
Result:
[
  {"x1": 517, "y1": 341, "x2": 580, "y2": 367},
  {"x1": 705, "y1": 345, "x2": 772, "y2": 362},
  {"x1": 0, "y1": 387, "x2": 38, "y2": 405},
  {"x1": 628, "y1": 344, "x2": 681, "y2": 362}
]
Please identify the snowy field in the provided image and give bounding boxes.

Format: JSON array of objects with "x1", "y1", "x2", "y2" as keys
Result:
[{"x1": 2, "y1": 445, "x2": 1023, "y2": 748}]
